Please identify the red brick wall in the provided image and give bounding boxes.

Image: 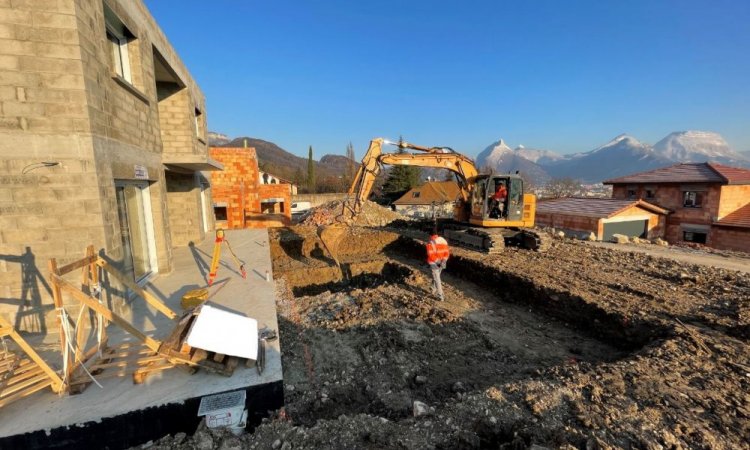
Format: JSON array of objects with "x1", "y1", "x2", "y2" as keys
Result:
[
  {"x1": 535, "y1": 213, "x2": 600, "y2": 237},
  {"x1": 710, "y1": 227, "x2": 750, "y2": 253},
  {"x1": 209, "y1": 147, "x2": 260, "y2": 229},
  {"x1": 209, "y1": 147, "x2": 293, "y2": 229},
  {"x1": 718, "y1": 185, "x2": 750, "y2": 218},
  {"x1": 613, "y1": 183, "x2": 724, "y2": 244}
]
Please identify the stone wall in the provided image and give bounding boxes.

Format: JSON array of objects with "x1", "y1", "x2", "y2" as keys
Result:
[{"x1": 291, "y1": 193, "x2": 347, "y2": 207}]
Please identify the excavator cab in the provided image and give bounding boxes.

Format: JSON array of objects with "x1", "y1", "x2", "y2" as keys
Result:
[{"x1": 470, "y1": 175, "x2": 527, "y2": 224}]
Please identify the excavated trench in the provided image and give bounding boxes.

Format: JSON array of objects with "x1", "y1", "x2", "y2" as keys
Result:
[{"x1": 270, "y1": 227, "x2": 657, "y2": 426}]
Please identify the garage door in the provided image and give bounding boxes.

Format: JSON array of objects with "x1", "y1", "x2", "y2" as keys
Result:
[{"x1": 602, "y1": 220, "x2": 647, "y2": 241}]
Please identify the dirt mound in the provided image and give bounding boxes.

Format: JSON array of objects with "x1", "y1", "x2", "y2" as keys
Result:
[{"x1": 300, "y1": 200, "x2": 405, "y2": 227}]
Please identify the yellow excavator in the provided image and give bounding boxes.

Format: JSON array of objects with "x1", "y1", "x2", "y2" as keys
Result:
[{"x1": 318, "y1": 137, "x2": 550, "y2": 261}]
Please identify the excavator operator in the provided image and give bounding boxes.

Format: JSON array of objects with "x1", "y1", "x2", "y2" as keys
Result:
[{"x1": 489, "y1": 182, "x2": 507, "y2": 218}]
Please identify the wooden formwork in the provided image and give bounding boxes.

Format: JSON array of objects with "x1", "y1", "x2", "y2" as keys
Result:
[
  {"x1": 0, "y1": 316, "x2": 64, "y2": 408},
  {"x1": 49, "y1": 246, "x2": 241, "y2": 394}
]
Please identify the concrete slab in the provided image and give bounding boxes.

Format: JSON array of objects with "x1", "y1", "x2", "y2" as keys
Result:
[{"x1": 0, "y1": 229, "x2": 282, "y2": 448}]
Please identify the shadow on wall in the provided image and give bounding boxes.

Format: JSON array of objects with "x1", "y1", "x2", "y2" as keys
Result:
[{"x1": 0, "y1": 246, "x2": 52, "y2": 335}]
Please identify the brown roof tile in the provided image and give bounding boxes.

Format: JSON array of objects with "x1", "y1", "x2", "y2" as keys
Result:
[
  {"x1": 603, "y1": 163, "x2": 727, "y2": 184},
  {"x1": 715, "y1": 203, "x2": 750, "y2": 229},
  {"x1": 708, "y1": 163, "x2": 750, "y2": 185},
  {"x1": 393, "y1": 181, "x2": 461, "y2": 205},
  {"x1": 536, "y1": 197, "x2": 668, "y2": 219}
]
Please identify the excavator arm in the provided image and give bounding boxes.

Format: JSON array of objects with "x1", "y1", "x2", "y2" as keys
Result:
[
  {"x1": 318, "y1": 137, "x2": 480, "y2": 265},
  {"x1": 345, "y1": 138, "x2": 479, "y2": 218}
]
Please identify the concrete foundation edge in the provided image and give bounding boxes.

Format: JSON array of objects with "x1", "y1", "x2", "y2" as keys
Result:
[{"x1": 0, "y1": 380, "x2": 284, "y2": 450}]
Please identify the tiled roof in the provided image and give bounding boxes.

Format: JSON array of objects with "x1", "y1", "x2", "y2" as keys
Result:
[
  {"x1": 536, "y1": 197, "x2": 668, "y2": 219},
  {"x1": 708, "y1": 163, "x2": 750, "y2": 185},
  {"x1": 603, "y1": 163, "x2": 727, "y2": 184},
  {"x1": 715, "y1": 203, "x2": 750, "y2": 229},
  {"x1": 393, "y1": 181, "x2": 461, "y2": 205}
]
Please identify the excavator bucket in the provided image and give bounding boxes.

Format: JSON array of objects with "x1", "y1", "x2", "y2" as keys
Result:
[{"x1": 317, "y1": 224, "x2": 347, "y2": 267}]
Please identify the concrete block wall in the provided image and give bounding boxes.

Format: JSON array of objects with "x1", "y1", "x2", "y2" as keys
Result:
[
  {"x1": 0, "y1": 0, "x2": 210, "y2": 332},
  {"x1": 157, "y1": 82, "x2": 197, "y2": 156},
  {"x1": 165, "y1": 172, "x2": 206, "y2": 247},
  {"x1": 0, "y1": 0, "x2": 104, "y2": 332}
]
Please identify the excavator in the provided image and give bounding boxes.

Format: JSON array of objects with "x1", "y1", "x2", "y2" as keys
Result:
[{"x1": 318, "y1": 137, "x2": 550, "y2": 262}]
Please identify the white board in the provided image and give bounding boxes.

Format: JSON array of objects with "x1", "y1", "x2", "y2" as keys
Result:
[{"x1": 186, "y1": 304, "x2": 258, "y2": 360}]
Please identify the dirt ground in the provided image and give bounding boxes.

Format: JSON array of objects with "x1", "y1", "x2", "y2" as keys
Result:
[
  {"x1": 587, "y1": 240, "x2": 750, "y2": 274},
  {"x1": 144, "y1": 226, "x2": 750, "y2": 450}
]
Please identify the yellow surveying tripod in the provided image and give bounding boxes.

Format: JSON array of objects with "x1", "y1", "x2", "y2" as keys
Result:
[{"x1": 207, "y1": 229, "x2": 247, "y2": 286}]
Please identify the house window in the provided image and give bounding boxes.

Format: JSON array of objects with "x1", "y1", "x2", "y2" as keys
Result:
[
  {"x1": 412, "y1": 192, "x2": 421, "y2": 198},
  {"x1": 104, "y1": 4, "x2": 134, "y2": 83},
  {"x1": 627, "y1": 189, "x2": 637, "y2": 199},
  {"x1": 683, "y1": 231, "x2": 707, "y2": 244},
  {"x1": 194, "y1": 108, "x2": 203, "y2": 139},
  {"x1": 644, "y1": 187, "x2": 655, "y2": 199},
  {"x1": 214, "y1": 206, "x2": 227, "y2": 221},
  {"x1": 683, "y1": 191, "x2": 703, "y2": 208}
]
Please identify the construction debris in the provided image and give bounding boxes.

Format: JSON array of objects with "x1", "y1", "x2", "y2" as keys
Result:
[{"x1": 300, "y1": 200, "x2": 404, "y2": 227}]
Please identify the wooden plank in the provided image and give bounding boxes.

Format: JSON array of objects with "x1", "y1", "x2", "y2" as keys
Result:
[
  {"x1": 48, "y1": 258, "x2": 71, "y2": 392},
  {"x1": 97, "y1": 259, "x2": 177, "y2": 320},
  {"x1": 4, "y1": 367, "x2": 44, "y2": 387},
  {"x1": 0, "y1": 379, "x2": 53, "y2": 408},
  {"x1": 212, "y1": 353, "x2": 226, "y2": 363},
  {"x1": 89, "y1": 356, "x2": 164, "y2": 370},
  {"x1": 1, "y1": 373, "x2": 50, "y2": 397},
  {"x1": 57, "y1": 254, "x2": 99, "y2": 276},
  {"x1": 4, "y1": 327, "x2": 63, "y2": 393},
  {"x1": 54, "y1": 276, "x2": 162, "y2": 352}
]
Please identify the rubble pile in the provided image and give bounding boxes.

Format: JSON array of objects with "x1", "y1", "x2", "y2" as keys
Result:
[{"x1": 300, "y1": 200, "x2": 404, "y2": 227}]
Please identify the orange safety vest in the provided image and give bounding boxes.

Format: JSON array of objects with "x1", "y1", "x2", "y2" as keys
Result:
[{"x1": 426, "y1": 235, "x2": 450, "y2": 264}]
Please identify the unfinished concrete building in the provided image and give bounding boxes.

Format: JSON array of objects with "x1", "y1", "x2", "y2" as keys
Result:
[{"x1": 0, "y1": 0, "x2": 221, "y2": 333}]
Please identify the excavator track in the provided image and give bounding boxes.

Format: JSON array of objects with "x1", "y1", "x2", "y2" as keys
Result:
[
  {"x1": 442, "y1": 223, "x2": 550, "y2": 254},
  {"x1": 519, "y1": 228, "x2": 551, "y2": 252}
]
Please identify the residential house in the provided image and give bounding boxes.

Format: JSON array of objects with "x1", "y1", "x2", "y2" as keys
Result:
[
  {"x1": 209, "y1": 147, "x2": 293, "y2": 228},
  {"x1": 604, "y1": 163, "x2": 750, "y2": 252},
  {"x1": 535, "y1": 198, "x2": 669, "y2": 241},
  {"x1": 260, "y1": 170, "x2": 298, "y2": 195},
  {"x1": 0, "y1": 0, "x2": 220, "y2": 332},
  {"x1": 392, "y1": 181, "x2": 461, "y2": 219}
]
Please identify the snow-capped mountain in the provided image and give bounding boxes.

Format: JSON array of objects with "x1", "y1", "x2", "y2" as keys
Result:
[
  {"x1": 653, "y1": 131, "x2": 748, "y2": 164},
  {"x1": 513, "y1": 145, "x2": 564, "y2": 165},
  {"x1": 542, "y1": 134, "x2": 670, "y2": 183},
  {"x1": 476, "y1": 139, "x2": 551, "y2": 183},
  {"x1": 477, "y1": 130, "x2": 749, "y2": 185}
]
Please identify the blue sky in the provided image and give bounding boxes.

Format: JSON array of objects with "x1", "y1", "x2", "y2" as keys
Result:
[{"x1": 145, "y1": 0, "x2": 750, "y2": 159}]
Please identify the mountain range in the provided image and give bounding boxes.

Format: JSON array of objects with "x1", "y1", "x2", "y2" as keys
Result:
[
  {"x1": 208, "y1": 130, "x2": 750, "y2": 187},
  {"x1": 477, "y1": 131, "x2": 750, "y2": 184},
  {"x1": 207, "y1": 133, "x2": 354, "y2": 184}
]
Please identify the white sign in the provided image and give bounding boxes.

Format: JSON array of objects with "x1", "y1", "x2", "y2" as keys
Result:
[
  {"x1": 186, "y1": 304, "x2": 258, "y2": 359},
  {"x1": 134, "y1": 165, "x2": 149, "y2": 179}
]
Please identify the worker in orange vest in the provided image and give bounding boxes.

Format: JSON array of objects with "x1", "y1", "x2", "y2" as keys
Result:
[{"x1": 426, "y1": 231, "x2": 450, "y2": 301}]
